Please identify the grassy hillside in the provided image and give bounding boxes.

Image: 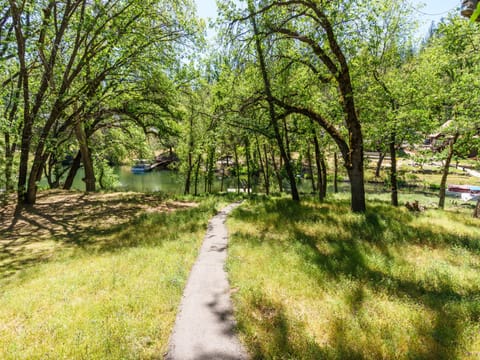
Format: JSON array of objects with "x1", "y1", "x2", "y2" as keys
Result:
[
  {"x1": 227, "y1": 195, "x2": 480, "y2": 360},
  {"x1": 0, "y1": 191, "x2": 224, "y2": 359}
]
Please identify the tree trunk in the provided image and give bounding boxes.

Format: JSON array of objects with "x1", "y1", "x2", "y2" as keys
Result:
[
  {"x1": 256, "y1": 138, "x2": 268, "y2": 195},
  {"x1": 334, "y1": 152, "x2": 338, "y2": 193},
  {"x1": 248, "y1": 0, "x2": 299, "y2": 201},
  {"x1": 320, "y1": 156, "x2": 327, "y2": 200},
  {"x1": 439, "y1": 132, "x2": 459, "y2": 209},
  {"x1": 233, "y1": 144, "x2": 240, "y2": 194},
  {"x1": 263, "y1": 144, "x2": 270, "y2": 195},
  {"x1": 375, "y1": 152, "x2": 386, "y2": 178},
  {"x1": 245, "y1": 138, "x2": 251, "y2": 194},
  {"x1": 10, "y1": 0, "x2": 32, "y2": 204},
  {"x1": 311, "y1": 123, "x2": 324, "y2": 200},
  {"x1": 306, "y1": 143, "x2": 316, "y2": 193},
  {"x1": 474, "y1": 199, "x2": 480, "y2": 218},
  {"x1": 283, "y1": 117, "x2": 291, "y2": 163},
  {"x1": 4, "y1": 134, "x2": 15, "y2": 192},
  {"x1": 184, "y1": 114, "x2": 194, "y2": 195},
  {"x1": 98, "y1": 165, "x2": 106, "y2": 189},
  {"x1": 64, "y1": 151, "x2": 82, "y2": 190},
  {"x1": 184, "y1": 158, "x2": 192, "y2": 195},
  {"x1": 271, "y1": 150, "x2": 283, "y2": 192},
  {"x1": 75, "y1": 122, "x2": 95, "y2": 192},
  {"x1": 221, "y1": 167, "x2": 225, "y2": 192},
  {"x1": 390, "y1": 132, "x2": 398, "y2": 207},
  {"x1": 4, "y1": 74, "x2": 21, "y2": 193},
  {"x1": 207, "y1": 146, "x2": 215, "y2": 193},
  {"x1": 194, "y1": 154, "x2": 201, "y2": 196},
  {"x1": 348, "y1": 129, "x2": 366, "y2": 213}
]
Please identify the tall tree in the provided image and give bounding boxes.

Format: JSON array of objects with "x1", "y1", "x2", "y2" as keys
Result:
[{"x1": 7, "y1": 0, "x2": 197, "y2": 204}]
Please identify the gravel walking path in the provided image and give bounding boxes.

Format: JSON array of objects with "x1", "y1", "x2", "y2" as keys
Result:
[{"x1": 166, "y1": 202, "x2": 248, "y2": 360}]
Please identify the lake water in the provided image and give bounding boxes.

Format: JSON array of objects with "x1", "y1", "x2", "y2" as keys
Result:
[
  {"x1": 49, "y1": 166, "x2": 334, "y2": 194},
  {"x1": 69, "y1": 166, "x2": 235, "y2": 194}
]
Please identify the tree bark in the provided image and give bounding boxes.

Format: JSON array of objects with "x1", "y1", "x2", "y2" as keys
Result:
[
  {"x1": 184, "y1": 114, "x2": 194, "y2": 195},
  {"x1": 311, "y1": 123, "x2": 324, "y2": 200},
  {"x1": 194, "y1": 154, "x2": 201, "y2": 196},
  {"x1": 256, "y1": 138, "x2": 269, "y2": 195},
  {"x1": 233, "y1": 144, "x2": 240, "y2": 194},
  {"x1": 306, "y1": 143, "x2": 316, "y2": 193},
  {"x1": 10, "y1": 0, "x2": 32, "y2": 203},
  {"x1": 390, "y1": 132, "x2": 398, "y2": 207},
  {"x1": 320, "y1": 156, "x2": 327, "y2": 199},
  {"x1": 205, "y1": 146, "x2": 215, "y2": 193},
  {"x1": 4, "y1": 72, "x2": 21, "y2": 193},
  {"x1": 64, "y1": 151, "x2": 82, "y2": 190},
  {"x1": 75, "y1": 121, "x2": 96, "y2": 192},
  {"x1": 4, "y1": 134, "x2": 15, "y2": 192},
  {"x1": 245, "y1": 138, "x2": 251, "y2": 194},
  {"x1": 375, "y1": 152, "x2": 386, "y2": 178},
  {"x1": 334, "y1": 152, "x2": 338, "y2": 193},
  {"x1": 263, "y1": 144, "x2": 270, "y2": 195},
  {"x1": 271, "y1": 150, "x2": 283, "y2": 192},
  {"x1": 439, "y1": 132, "x2": 459, "y2": 209},
  {"x1": 474, "y1": 199, "x2": 480, "y2": 218}
]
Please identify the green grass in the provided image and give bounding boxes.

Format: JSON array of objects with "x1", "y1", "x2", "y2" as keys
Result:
[
  {"x1": 0, "y1": 195, "x2": 224, "y2": 359},
  {"x1": 227, "y1": 195, "x2": 480, "y2": 360}
]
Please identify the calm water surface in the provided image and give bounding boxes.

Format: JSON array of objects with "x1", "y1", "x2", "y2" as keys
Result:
[
  {"x1": 70, "y1": 166, "x2": 236, "y2": 193},
  {"x1": 67, "y1": 167, "x2": 184, "y2": 193}
]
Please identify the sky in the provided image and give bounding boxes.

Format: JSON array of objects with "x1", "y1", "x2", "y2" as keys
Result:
[
  {"x1": 415, "y1": 0, "x2": 460, "y2": 37},
  {"x1": 193, "y1": 0, "x2": 461, "y2": 39}
]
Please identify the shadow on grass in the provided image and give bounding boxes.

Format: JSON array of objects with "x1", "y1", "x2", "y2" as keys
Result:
[
  {"x1": 237, "y1": 289, "x2": 393, "y2": 360},
  {"x1": 230, "y1": 198, "x2": 480, "y2": 359},
  {"x1": 0, "y1": 192, "x2": 216, "y2": 282}
]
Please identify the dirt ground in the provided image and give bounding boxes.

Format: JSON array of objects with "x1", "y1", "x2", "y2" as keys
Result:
[{"x1": 0, "y1": 190, "x2": 197, "y2": 281}]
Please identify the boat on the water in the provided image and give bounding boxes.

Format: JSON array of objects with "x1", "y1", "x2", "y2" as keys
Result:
[
  {"x1": 447, "y1": 184, "x2": 480, "y2": 201},
  {"x1": 131, "y1": 159, "x2": 153, "y2": 173}
]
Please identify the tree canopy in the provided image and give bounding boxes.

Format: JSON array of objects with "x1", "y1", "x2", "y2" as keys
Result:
[{"x1": 1, "y1": 0, "x2": 480, "y2": 214}]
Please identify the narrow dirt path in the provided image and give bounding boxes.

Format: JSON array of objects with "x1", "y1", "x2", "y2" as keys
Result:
[{"x1": 166, "y1": 202, "x2": 248, "y2": 360}]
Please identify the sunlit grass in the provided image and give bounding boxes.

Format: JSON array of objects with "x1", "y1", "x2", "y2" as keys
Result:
[
  {"x1": 0, "y1": 196, "x2": 224, "y2": 359},
  {"x1": 227, "y1": 195, "x2": 480, "y2": 359}
]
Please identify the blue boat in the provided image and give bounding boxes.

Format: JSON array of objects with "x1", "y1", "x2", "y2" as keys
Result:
[{"x1": 131, "y1": 160, "x2": 153, "y2": 173}]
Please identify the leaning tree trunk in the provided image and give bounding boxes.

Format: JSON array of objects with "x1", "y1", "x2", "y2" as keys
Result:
[
  {"x1": 75, "y1": 122, "x2": 95, "y2": 192},
  {"x1": 64, "y1": 151, "x2": 81, "y2": 190},
  {"x1": 375, "y1": 152, "x2": 386, "y2": 178},
  {"x1": 256, "y1": 139, "x2": 270, "y2": 195},
  {"x1": 439, "y1": 133, "x2": 459, "y2": 209}
]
